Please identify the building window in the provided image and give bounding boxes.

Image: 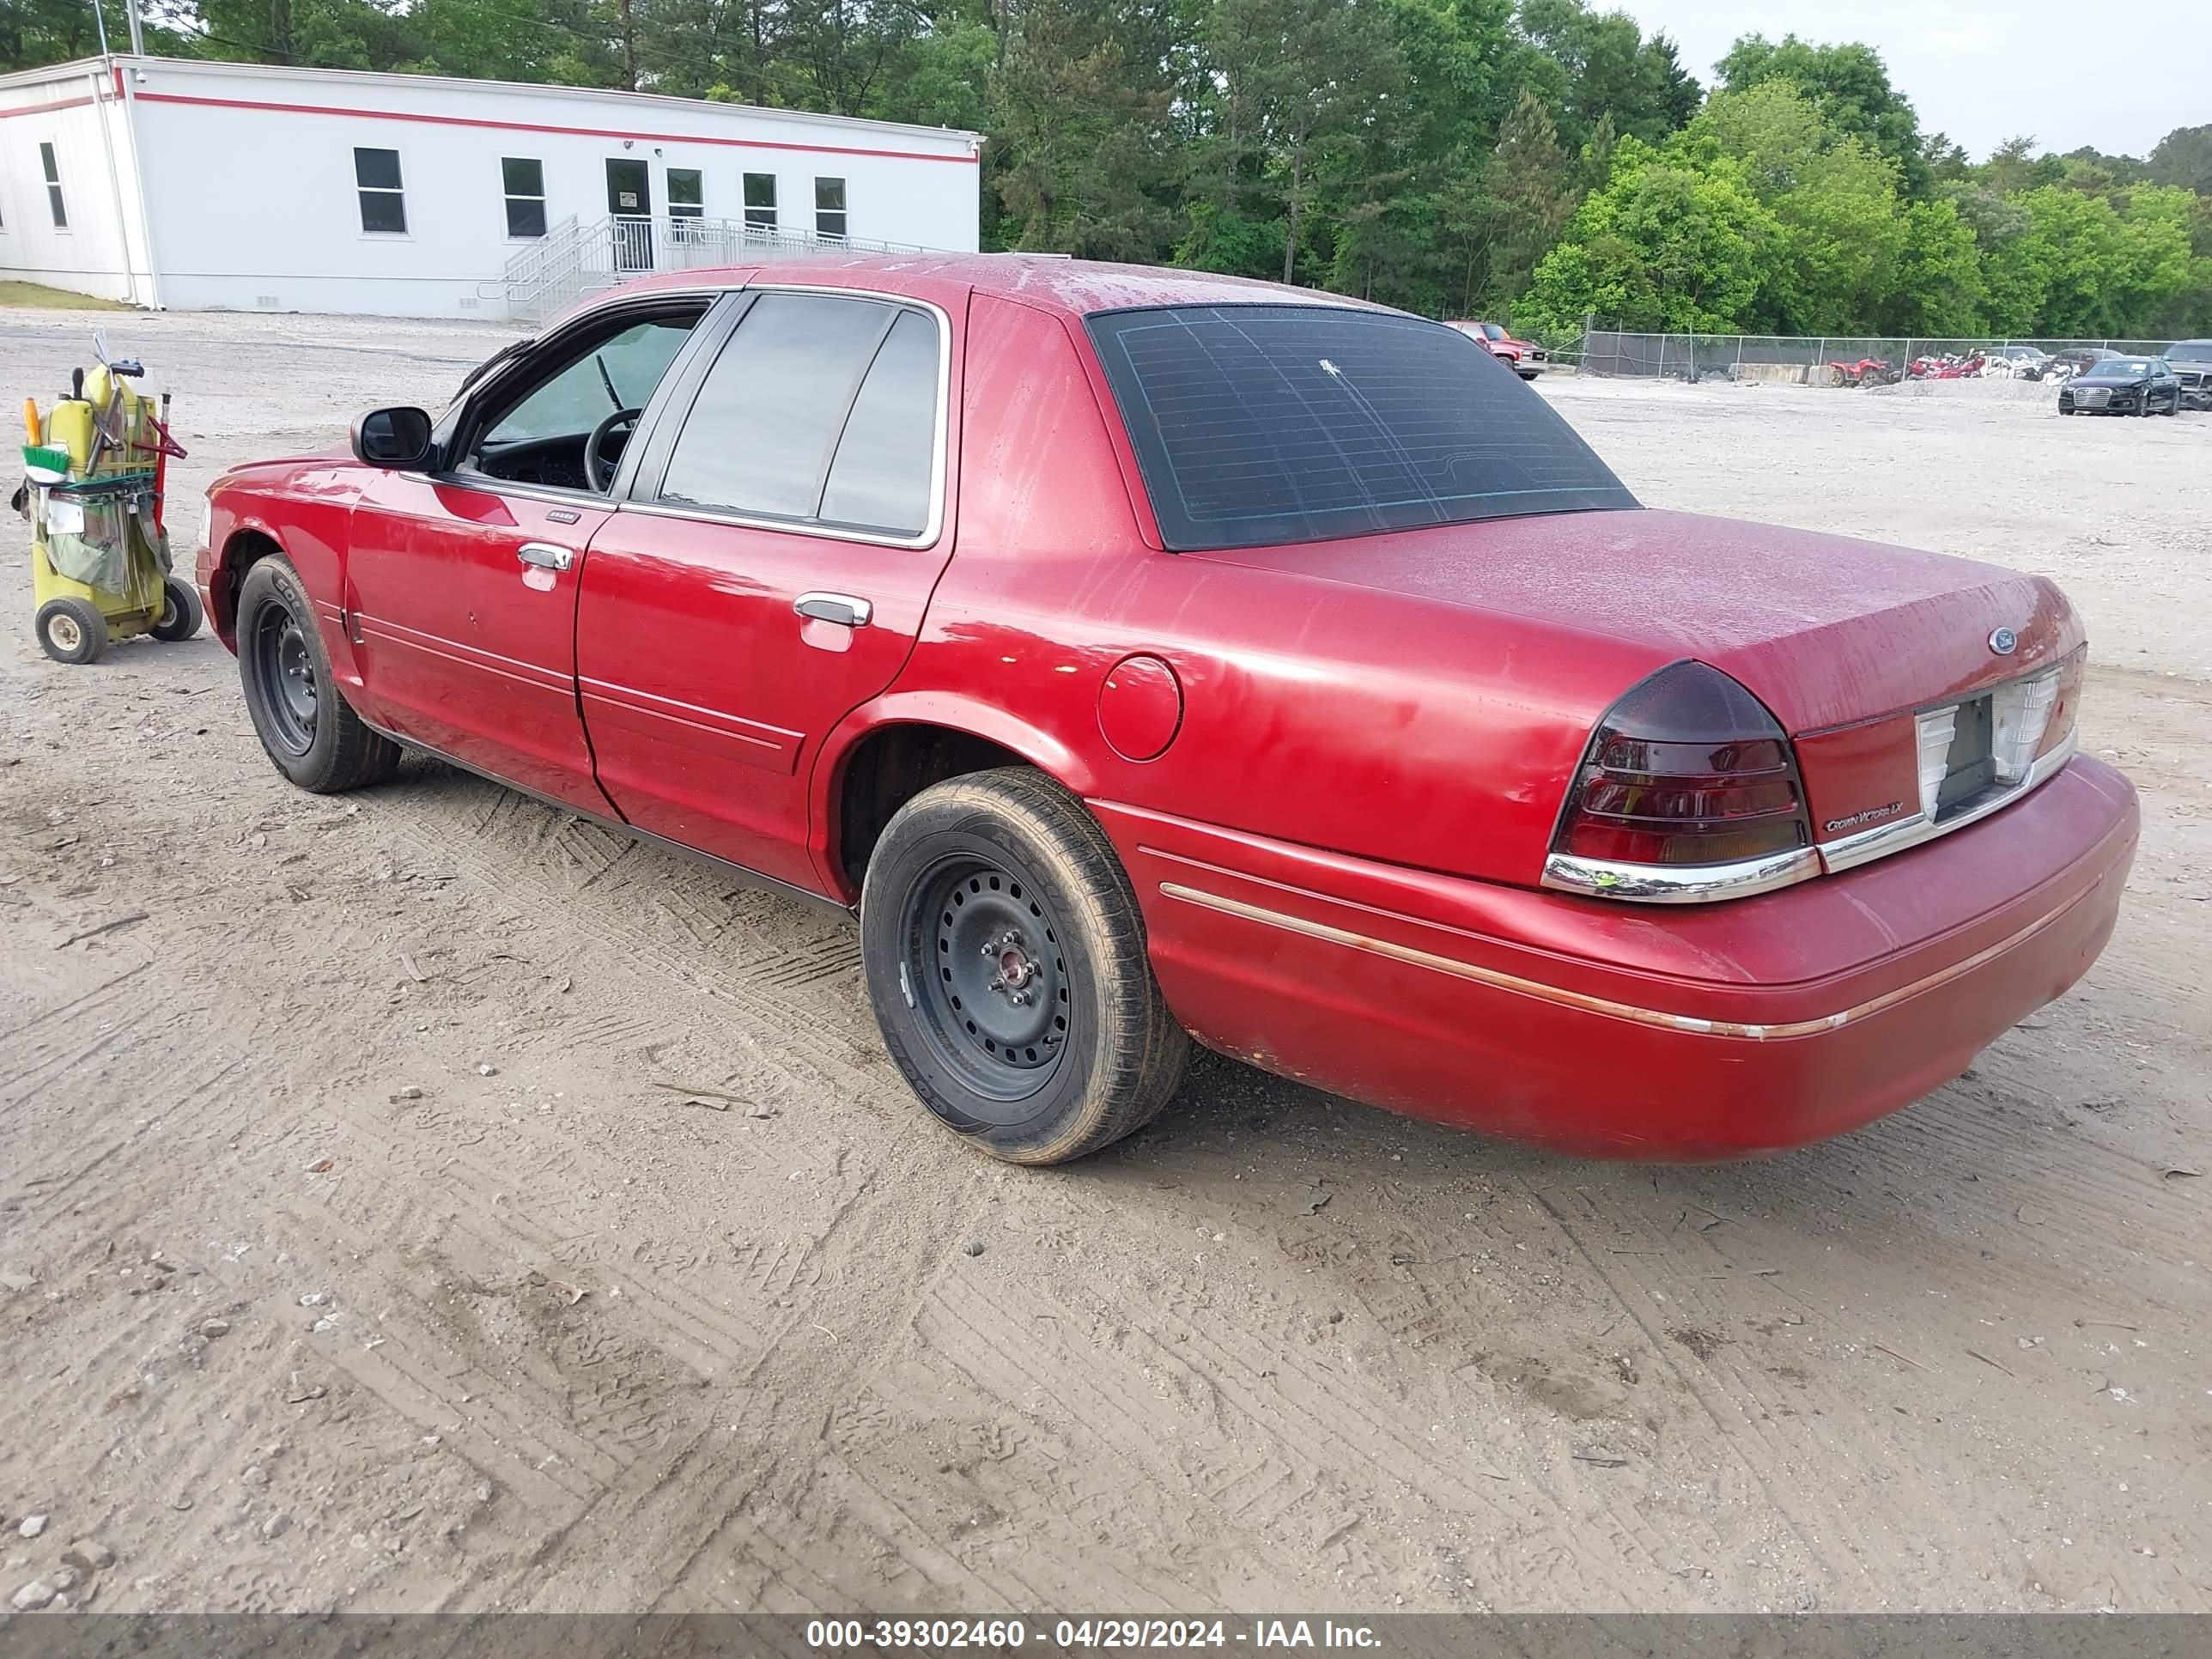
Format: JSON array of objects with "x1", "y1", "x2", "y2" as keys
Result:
[
  {"x1": 743, "y1": 173, "x2": 776, "y2": 232},
  {"x1": 668, "y1": 168, "x2": 703, "y2": 220},
  {"x1": 355, "y1": 147, "x2": 406, "y2": 234},
  {"x1": 40, "y1": 143, "x2": 68, "y2": 229},
  {"x1": 814, "y1": 177, "x2": 846, "y2": 240},
  {"x1": 501, "y1": 157, "x2": 546, "y2": 238}
]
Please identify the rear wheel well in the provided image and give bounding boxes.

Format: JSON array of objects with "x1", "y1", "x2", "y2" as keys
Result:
[
  {"x1": 836, "y1": 724, "x2": 1031, "y2": 890},
  {"x1": 210, "y1": 529, "x2": 284, "y2": 643}
]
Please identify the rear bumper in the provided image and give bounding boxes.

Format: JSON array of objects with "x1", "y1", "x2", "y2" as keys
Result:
[{"x1": 1095, "y1": 757, "x2": 2138, "y2": 1158}]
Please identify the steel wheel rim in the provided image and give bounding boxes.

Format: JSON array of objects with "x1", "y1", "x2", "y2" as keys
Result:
[
  {"x1": 252, "y1": 602, "x2": 318, "y2": 755},
  {"x1": 48, "y1": 613, "x2": 84, "y2": 655},
  {"x1": 902, "y1": 854, "x2": 1071, "y2": 1114}
]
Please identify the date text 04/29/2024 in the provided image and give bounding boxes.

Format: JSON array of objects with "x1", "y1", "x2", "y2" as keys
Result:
[{"x1": 803, "y1": 1619, "x2": 1381, "y2": 1650}]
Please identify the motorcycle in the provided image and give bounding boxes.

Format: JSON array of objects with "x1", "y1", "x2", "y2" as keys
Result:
[{"x1": 1907, "y1": 352, "x2": 1985, "y2": 380}]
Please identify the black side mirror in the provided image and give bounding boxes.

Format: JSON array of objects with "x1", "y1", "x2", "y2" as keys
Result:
[{"x1": 351, "y1": 406, "x2": 436, "y2": 470}]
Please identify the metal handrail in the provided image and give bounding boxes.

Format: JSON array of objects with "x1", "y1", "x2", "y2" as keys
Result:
[{"x1": 501, "y1": 214, "x2": 943, "y2": 324}]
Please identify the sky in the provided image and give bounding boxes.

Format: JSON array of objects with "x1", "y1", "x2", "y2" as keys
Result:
[{"x1": 1613, "y1": 0, "x2": 2209, "y2": 161}]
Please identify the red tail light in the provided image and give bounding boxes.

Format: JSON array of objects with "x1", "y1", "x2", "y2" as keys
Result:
[{"x1": 1553, "y1": 661, "x2": 1812, "y2": 869}]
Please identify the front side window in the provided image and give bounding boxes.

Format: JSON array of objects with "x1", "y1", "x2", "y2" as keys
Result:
[
  {"x1": 657, "y1": 292, "x2": 939, "y2": 538},
  {"x1": 40, "y1": 142, "x2": 67, "y2": 228},
  {"x1": 501, "y1": 157, "x2": 546, "y2": 238},
  {"x1": 744, "y1": 173, "x2": 777, "y2": 231},
  {"x1": 814, "y1": 177, "x2": 846, "y2": 240},
  {"x1": 1085, "y1": 305, "x2": 1637, "y2": 552},
  {"x1": 356, "y1": 147, "x2": 405, "y2": 234},
  {"x1": 466, "y1": 313, "x2": 700, "y2": 490}
]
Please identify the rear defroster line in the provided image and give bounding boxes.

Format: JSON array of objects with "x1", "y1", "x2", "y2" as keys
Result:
[{"x1": 1156, "y1": 874, "x2": 2108, "y2": 1042}]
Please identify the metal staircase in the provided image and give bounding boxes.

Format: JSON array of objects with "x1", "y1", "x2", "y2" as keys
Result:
[{"x1": 501, "y1": 215, "x2": 939, "y2": 325}]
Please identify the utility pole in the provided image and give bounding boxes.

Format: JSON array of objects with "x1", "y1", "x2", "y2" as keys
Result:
[
  {"x1": 125, "y1": 0, "x2": 143, "y2": 56},
  {"x1": 90, "y1": 0, "x2": 112, "y2": 57}
]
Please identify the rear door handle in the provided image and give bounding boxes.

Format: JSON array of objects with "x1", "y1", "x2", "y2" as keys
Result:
[
  {"x1": 517, "y1": 542, "x2": 575, "y2": 572},
  {"x1": 793, "y1": 592, "x2": 873, "y2": 628}
]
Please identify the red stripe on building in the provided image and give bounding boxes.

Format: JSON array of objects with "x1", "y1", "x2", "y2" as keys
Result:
[
  {"x1": 132, "y1": 91, "x2": 979, "y2": 164},
  {"x1": 0, "y1": 94, "x2": 100, "y2": 119}
]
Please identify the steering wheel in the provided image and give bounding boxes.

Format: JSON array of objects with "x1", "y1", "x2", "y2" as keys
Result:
[{"x1": 586, "y1": 406, "x2": 641, "y2": 492}]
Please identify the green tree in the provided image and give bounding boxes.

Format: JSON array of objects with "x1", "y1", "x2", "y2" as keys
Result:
[
  {"x1": 1319, "y1": 0, "x2": 1512, "y2": 312},
  {"x1": 1880, "y1": 198, "x2": 1984, "y2": 335},
  {"x1": 1978, "y1": 135, "x2": 2063, "y2": 196},
  {"x1": 990, "y1": 0, "x2": 1177, "y2": 258},
  {"x1": 1516, "y1": 0, "x2": 1699, "y2": 151},
  {"x1": 1481, "y1": 86, "x2": 1575, "y2": 307},
  {"x1": 1682, "y1": 81, "x2": 1905, "y2": 332},
  {"x1": 1518, "y1": 138, "x2": 1777, "y2": 331},
  {"x1": 1980, "y1": 185, "x2": 2194, "y2": 337},
  {"x1": 2146, "y1": 125, "x2": 2212, "y2": 195},
  {"x1": 1715, "y1": 32, "x2": 1928, "y2": 195}
]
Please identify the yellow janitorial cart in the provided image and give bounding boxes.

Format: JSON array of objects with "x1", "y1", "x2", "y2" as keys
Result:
[{"x1": 15, "y1": 336, "x2": 200, "y2": 665}]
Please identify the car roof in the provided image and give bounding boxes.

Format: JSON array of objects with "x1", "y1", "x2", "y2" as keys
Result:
[{"x1": 591, "y1": 253, "x2": 1395, "y2": 322}]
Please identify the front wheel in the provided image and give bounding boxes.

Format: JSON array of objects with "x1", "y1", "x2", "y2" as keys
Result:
[
  {"x1": 151, "y1": 575, "x2": 204, "y2": 642},
  {"x1": 35, "y1": 596, "x2": 108, "y2": 665},
  {"x1": 235, "y1": 555, "x2": 402, "y2": 793},
  {"x1": 860, "y1": 768, "x2": 1189, "y2": 1164}
]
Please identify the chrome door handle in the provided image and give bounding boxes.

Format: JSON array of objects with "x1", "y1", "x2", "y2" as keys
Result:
[
  {"x1": 793, "y1": 592, "x2": 873, "y2": 628},
  {"x1": 516, "y1": 542, "x2": 575, "y2": 572}
]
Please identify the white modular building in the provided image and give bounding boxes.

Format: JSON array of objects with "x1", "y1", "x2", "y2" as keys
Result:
[{"x1": 0, "y1": 55, "x2": 982, "y2": 320}]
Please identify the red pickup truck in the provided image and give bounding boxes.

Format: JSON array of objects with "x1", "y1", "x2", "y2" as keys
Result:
[{"x1": 1445, "y1": 320, "x2": 1547, "y2": 378}]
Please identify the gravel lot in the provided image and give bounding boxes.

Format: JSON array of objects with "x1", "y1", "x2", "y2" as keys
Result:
[{"x1": 1, "y1": 306, "x2": 2207, "y2": 1616}]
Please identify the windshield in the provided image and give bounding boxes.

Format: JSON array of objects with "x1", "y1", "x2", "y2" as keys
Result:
[
  {"x1": 484, "y1": 319, "x2": 692, "y2": 445},
  {"x1": 2088, "y1": 358, "x2": 2156, "y2": 377},
  {"x1": 1085, "y1": 305, "x2": 1637, "y2": 552},
  {"x1": 2168, "y1": 340, "x2": 2212, "y2": 361}
]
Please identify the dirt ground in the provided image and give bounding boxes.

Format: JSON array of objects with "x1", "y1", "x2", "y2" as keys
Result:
[{"x1": 1, "y1": 307, "x2": 2207, "y2": 1617}]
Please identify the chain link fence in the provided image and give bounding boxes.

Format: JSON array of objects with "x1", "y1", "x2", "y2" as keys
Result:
[{"x1": 1575, "y1": 329, "x2": 2181, "y2": 383}]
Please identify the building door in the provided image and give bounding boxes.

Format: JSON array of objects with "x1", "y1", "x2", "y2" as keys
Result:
[
  {"x1": 605, "y1": 159, "x2": 653, "y2": 271},
  {"x1": 575, "y1": 289, "x2": 954, "y2": 890}
]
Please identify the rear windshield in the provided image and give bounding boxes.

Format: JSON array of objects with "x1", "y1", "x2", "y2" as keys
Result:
[{"x1": 1085, "y1": 305, "x2": 1637, "y2": 552}]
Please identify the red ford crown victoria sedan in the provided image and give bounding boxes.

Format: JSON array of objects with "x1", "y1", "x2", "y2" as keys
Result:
[{"x1": 196, "y1": 257, "x2": 2138, "y2": 1164}]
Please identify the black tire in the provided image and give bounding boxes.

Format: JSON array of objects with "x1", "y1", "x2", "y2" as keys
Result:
[
  {"x1": 860, "y1": 768, "x2": 1189, "y2": 1164},
  {"x1": 2161, "y1": 392, "x2": 2179, "y2": 416},
  {"x1": 235, "y1": 555, "x2": 402, "y2": 793},
  {"x1": 151, "y1": 575, "x2": 204, "y2": 642},
  {"x1": 35, "y1": 596, "x2": 108, "y2": 665}
]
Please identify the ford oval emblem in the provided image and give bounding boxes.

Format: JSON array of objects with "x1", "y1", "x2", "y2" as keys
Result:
[{"x1": 1989, "y1": 627, "x2": 2018, "y2": 656}]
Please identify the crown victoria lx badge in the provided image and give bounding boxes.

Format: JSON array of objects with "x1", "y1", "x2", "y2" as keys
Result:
[{"x1": 1990, "y1": 626, "x2": 2019, "y2": 654}]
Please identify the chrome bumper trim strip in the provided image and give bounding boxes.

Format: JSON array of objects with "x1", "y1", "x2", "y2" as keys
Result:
[
  {"x1": 1159, "y1": 875, "x2": 2099, "y2": 1042},
  {"x1": 1539, "y1": 845, "x2": 1820, "y2": 904}
]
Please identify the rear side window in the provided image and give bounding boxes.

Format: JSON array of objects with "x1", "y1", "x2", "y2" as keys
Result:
[
  {"x1": 657, "y1": 292, "x2": 940, "y2": 538},
  {"x1": 1085, "y1": 305, "x2": 1636, "y2": 552}
]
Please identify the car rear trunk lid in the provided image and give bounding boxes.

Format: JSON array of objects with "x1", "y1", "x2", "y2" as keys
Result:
[{"x1": 1193, "y1": 507, "x2": 2085, "y2": 878}]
